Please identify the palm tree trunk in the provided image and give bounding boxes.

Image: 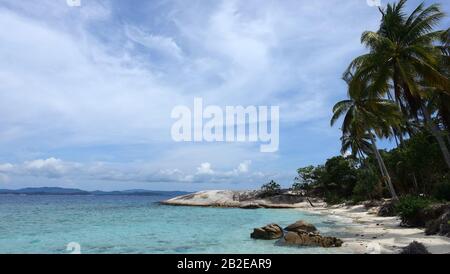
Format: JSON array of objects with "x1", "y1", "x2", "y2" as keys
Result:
[
  {"x1": 421, "y1": 106, "x2": 450, "y2": 169},
  {"x1": 369, "y1": 133, "x2": 399, "y2": 201}
]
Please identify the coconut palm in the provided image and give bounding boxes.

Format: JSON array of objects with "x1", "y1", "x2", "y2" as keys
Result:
[
  {"x1": 331, "y1": 76, "x2": 402, "y2": 200},
  {"x1": 346, "y1": 0, "x2": 450, "y2": 168},
  {"x1": 340, "y1": 128, "x2": 373, "y2": 163}
]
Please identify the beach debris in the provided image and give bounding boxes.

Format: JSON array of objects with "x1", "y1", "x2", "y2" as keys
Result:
[{"x1": 250, "y1": 224, "x2": 283, "y2": 240}]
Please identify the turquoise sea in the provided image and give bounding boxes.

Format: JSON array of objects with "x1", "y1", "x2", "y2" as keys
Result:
[{"x1": 0, "y1": 194, "x2": 356, "y2": 254}]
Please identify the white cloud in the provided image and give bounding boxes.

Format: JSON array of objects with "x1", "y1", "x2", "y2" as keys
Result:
[
  {"x1": 0, "y1": 0, "x2": 389, "y2": 189},
  {"x1": 125, "y1": 26, "x2": 183, "y2": 60},
  {"x1": 0, "y1": 163, "x2": 14, "y2": 172},
  {"x1": 196, "y1": 162, "x2": 214, "y2": 175},
  {"x1": 236, "y1": 160, "x2": 251, "y2": 173},
  {"x1": 22, "y1": 158, "x2": 76, "y2": 178},
  {"x1": 0, "y1": 158, "x2": 269, "y2": 185}
]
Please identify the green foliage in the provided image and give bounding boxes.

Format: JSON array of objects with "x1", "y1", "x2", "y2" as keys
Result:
[
  {"x1": 353, "y1": 167, "x2": 382, "y2": 202},
  {"x1": 297, "y1": 156, "x2": 357, "y2": 201},
  {"x1": 261, "y1": 180, "x2": 281, "y2": 193},
  {"x1": 379, "y1": 131, "x2": 448, "y2": 195},
  {"x1": 432, "y1": 174, "x2": 450, "y2": 201},
  {"x1": 395, "y1": 195, "x2": 432, "y2": 221},
  {"x1": 321, "y1": 156, "x2": 357, "y2": 199},
  {"x1": 291, "y1": 182, "x2": 302, "y2": 191},
  {"x1": 295, "y1": 166, "x2": 317, "y2": 185}
]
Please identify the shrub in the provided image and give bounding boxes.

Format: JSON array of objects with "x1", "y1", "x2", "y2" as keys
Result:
[
  {"x1": 395, "y1": 195, "x2": 432, "y2": 227},
  {"x1": 260, "y1": 180, "x2": 281, "y2": 197}
]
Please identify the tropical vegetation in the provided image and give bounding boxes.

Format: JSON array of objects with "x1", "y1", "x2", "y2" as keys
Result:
[{"x1": 294, "y1": 0, "x2": 450, "y2": 207}]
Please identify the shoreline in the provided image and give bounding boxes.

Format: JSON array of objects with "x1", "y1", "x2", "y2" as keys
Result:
[
  {"x1": 297, "y1": 203, "x2": 450, "y2": 254},
  {"x1": 162, "y1": 190, "x2": 450, "y2": 254}
]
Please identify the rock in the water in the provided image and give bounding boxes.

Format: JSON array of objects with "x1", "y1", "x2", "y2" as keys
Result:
[
  {"x1": 250, "y1": 224, "x2": 283, "y2": 240},
  {"x1": 400, "y1": 241, "x2": 430, "y2": 254},
  {"x1": 425, "y1": 210, "x2": 450, "y2": 237},
  {"x1": 280, "y1": 231, "x2": 343, "y2": 248},
  {"x1": 284, "y1": 220, "x2": 317, "y2": 233}
]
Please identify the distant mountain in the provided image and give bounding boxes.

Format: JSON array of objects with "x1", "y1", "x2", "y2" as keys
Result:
[{"x1": 0, "y1": 187, "x2": 189, "y2": 196}]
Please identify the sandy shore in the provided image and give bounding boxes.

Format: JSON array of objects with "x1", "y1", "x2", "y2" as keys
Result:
[
  {"x1": 162, "y1": 190, "x2": 450, "y2": 254},
  {"x1": 297, "y1": 202, "x2": 450, "y2": 254}
]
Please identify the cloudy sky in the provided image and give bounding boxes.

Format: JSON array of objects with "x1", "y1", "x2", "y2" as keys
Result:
[{"x1": 0, "y1": 0, "x2": 448, "y2": 191}]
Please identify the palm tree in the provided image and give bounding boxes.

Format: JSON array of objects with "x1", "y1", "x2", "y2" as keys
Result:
[
  {"x1": 346, "y1": 0, "x2": 450, "y2": 168},
  {"x1": 331, "y1": 75, "x2": 402, "y2": 200},
  {"x1": 340, "y1": 128, "x2": 372, "y2": 163}
]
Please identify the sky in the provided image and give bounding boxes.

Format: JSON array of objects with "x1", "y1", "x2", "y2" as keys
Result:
[{"x1": 0, "y1": 0, "x2": 448, "y2": 191}]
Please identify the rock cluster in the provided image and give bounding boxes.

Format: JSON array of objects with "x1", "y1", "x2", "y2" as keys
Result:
[{"x1": 251, "y1": 220, "x2": 343, "y2": 248}]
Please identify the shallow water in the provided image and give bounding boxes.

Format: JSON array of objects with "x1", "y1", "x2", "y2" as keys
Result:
[{"x1": 0, "y1": 194, "x2": 356, "y2": 254}]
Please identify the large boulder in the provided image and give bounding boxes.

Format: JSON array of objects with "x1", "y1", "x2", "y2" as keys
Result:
[
  {"x1": 400, "y1": 241, "x2": 430, "y2": 254},
  {"x1": 280, "y1": 231, "x2": 343, "y2": 248},
  {"x1": 284, "y1": 220, "x2": 317, "y2": 233},
  {"x1": 250, "y1": 224, "x2": 283, "y2": 240}
]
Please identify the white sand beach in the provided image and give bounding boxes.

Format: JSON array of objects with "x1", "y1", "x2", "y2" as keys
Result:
[
  {"x1": 298, "y1": 203, "x2": 450, "y2": 254},
  {"x1": 162, "y1": 190, "x2": 450, "y2": 254}
]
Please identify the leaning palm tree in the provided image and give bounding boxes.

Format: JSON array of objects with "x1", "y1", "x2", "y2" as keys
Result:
[
  {"x1": 347, "y1": 0, "x2": 450, "y2": 168},
  {"x1": 332, "y1": 76, "x2": 402, "y2": 200}
]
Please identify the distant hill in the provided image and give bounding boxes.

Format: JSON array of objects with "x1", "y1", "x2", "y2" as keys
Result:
[{"x1": 0, "y1": 187, "x2": 189, "y2": 196}]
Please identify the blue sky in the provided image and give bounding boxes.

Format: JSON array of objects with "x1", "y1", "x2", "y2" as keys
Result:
[{"x1": 0, "y1": 0, "x2": 448, "y2": 191}]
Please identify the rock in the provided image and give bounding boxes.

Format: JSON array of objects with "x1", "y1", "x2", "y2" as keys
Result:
[
  {"x1": 284, "y1": 220, "x2": 317, "y2": 233},
  {"x1": 377, "y1": 201, "x2": 396, "y2": 217},
  {"x1": 280, "y1": 231, "x2": 343, "y2": 248},
  {"x1": 400, "y1": 241, "x2": 430, "y2": 254},
  {"x1": 240, "y1": 203, "x2": 262, "y2": 209},
  {"x1": 425, "y1": 210, "x2": 450, "y2": 237},
  {"x1": 250, "y1": 224, "x2": 283, "y2": 240}
]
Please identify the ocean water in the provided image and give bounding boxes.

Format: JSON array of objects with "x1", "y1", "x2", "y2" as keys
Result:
[{"x1": 0, "y1": 194, "x2": 357, "y2": 254}]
